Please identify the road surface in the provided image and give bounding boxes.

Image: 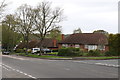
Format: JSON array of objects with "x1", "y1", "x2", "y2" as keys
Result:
[{"x1": 1, "y1": 55, "x2": 119, "y2": 79}]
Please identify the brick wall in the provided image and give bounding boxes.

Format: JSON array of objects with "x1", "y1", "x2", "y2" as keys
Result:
[
  {"x1": 105, "y1": 46, "x2": 109, "y2": 52},
  {"x1": 58, "y1": 44, "x2": 62, "y2": 49}
]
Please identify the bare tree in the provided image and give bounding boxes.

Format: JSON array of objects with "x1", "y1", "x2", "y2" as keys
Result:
[
  {"x1": 0, "y1": 0, "x2": 7, "y2": 19},
  {"x1": 48, "y1": 26, "x2": 62, "y2": 40},
  {"x1": 33, "y1": 1, "x2": 64, "y2": 55},
  {"x1": 0, "y1": 0, "x2": 7, "y2": 45},
  {"x1": 15, "y1": 4, "x2": 35, "y2": 54}
]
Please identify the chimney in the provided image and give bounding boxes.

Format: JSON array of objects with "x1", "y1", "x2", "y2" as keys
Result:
[
  {"x1": 53, "y1": 39, "x2": 57, "y2": 47},
  {"x1": 61, "y1": 34, "x2": 64, "y2": 40}
]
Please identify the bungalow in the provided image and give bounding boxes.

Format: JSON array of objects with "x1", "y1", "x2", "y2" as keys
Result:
[
  {"x1": 15, "y1": 38, "x2": 58, "y2": 50},
  {"x1": 58, "y1": 33, "x2": 109, "y2": 52}
]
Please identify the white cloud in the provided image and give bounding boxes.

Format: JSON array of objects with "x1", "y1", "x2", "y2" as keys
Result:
[{"x1": 4, "y1": 0, "x2": 119, "y2": 34}]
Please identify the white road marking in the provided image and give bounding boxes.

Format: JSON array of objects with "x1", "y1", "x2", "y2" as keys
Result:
[
  {"x1": 73, "y1": 61, "x2": 88, "y2": 63},
  {"x1": 2, "y1": 55, "x2": 28, "y2": 61},
  {"x1": 2, "y1": 63, "x2": 37, "y2": 79},
  {"x1": 73, "y1": 61, "x2": 120, "y2": 68},
  {"x1": 95, "y1": 63, "x2": 120, "y2": 67},
  {"x1": 2, "y1": 66, "x2": 11, "y2": 71},
  {"x1": 27, "y1": 75, "x2": 36, "y2": 79},
  {"x1": 19, "y1": 71, "x2": 24, "y2": 74},
  {"x1": 47, "y1": 60, "x2": 58, "y2": 61}
]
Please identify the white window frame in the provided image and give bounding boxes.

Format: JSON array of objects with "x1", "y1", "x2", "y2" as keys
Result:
[
  {"x1": 62, "y1": 44, "x2": 68, "y2": 48},
  {"x1": 98, "y1": 45, "x2": 105, "y2": 50},
  {"x1": 88, "y1": 45, "x2": 97, "y2": 50},
  {"x1": 75, "y1": 44, "x2": 80, "y2": 48},
  {"x1": 85, "y1": 45, "x2": 88, "y2": 49}
]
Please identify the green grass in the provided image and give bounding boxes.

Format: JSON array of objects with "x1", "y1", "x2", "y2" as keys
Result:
[
  {"x1": 14, "y1": 53, "x2": 120, "y2": 60},
  {"x1": 76, "y1": 56, "x2": 120, "y2": 60},
  {"x1": 47, "y1": 52, "x2": 58, "y2": 55},
  {"x1": 17, "y1": 53, "x2": 70, "y2": 58}
]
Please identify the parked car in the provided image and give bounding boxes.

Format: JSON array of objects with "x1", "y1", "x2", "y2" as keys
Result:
[
  {"x1": 42, "y1": 49, "x2": 52, "y2": 53},
  {"x1": 32, "y1": 48, "x2": 52, "y2": 54},
  {"x1": 32, "y1": 48, "x2": 40, "y2": 54},
  {"x1": 2, "y1": 51, "x2": 10, "y2": 55}
]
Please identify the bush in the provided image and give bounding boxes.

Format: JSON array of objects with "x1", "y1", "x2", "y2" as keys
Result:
[
  {"x1": 51, "y1": 49, "x2": 58, "y2": 52},
  {"x1": 105, "y1": 51, "x2": 119, "y2": 56},
  {"x1": 87, "y1": 49, "x2": 101, "y2": 56},
  {"x1": 79, "y1": 53, "x2": 89, "y2": 56},
  {"x1": 15, "y1": 49, "x2": 24, "y2": 53},
  {"x1": 27, "y1": 49, "x2": 32, "y2": 53},
  {"x1": 104, "y1": 51, "x2": 111, "y2": 56},
  {"x1": 58, "y1": 48, "x2": 81, "y2": 56},
  {"x1": 18, "y1": 53, "x2": 26, "y2": 56}
]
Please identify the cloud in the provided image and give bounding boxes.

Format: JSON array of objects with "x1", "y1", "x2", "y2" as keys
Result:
[{"x1": 4, "y1": 0, "x2": 118, "y2": 34}]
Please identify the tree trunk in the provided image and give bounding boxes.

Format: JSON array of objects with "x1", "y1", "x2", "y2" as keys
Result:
[
  {"x1": 25, "y1": 36, "x2": 29, "y2": 55},
  {"x1": 38, "y1": 38, "x2": 44, "y2": 56}
]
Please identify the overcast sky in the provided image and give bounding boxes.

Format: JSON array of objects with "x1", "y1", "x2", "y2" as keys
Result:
[{"x1": 3, "y1": 0, "x2": 119, "y2": 34}]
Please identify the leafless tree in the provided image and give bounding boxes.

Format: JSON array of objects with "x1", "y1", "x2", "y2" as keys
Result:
[
  {"x1": 33, "y1": 1, "x2": 64, "y2": 55},
  {"x1": 15, "y1": 4, "x2": 35, "y2": 54},
  {"x1": 0, "y1": 0, "x2": 7, "y2": 44},
  {"x1": 0, "y1": 0, "x2": 7, "y2": 20}
]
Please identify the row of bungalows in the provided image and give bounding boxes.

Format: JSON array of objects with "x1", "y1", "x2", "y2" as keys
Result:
[
  {"x1": 15, "y1": 33, "x2": 109, "y2": 52},
  {"x1": 15, "y1": 38, "x2": 58, "y2": 50}
]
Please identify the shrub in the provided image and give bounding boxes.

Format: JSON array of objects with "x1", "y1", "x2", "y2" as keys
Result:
[
  {"x1": 72, "y1": 48, "x2": 80, "y2": 52},
  {"x1": 105, "y1": 51, "x2": 119, "y2": 56},
  {"x1": 27, "y1": 49, "x2": 32, "y2": 53},
  {"x1": 58, "y1": 48, "x2": 81, "y2": 56},
  {"x1": 51, "y1": 49, "x2": 58, "y2": 52},
  {"x1": 79, "y1": 53, "x2": 89, "y2": 56},
  {"x1": 18, "y1": 53, "x2": 26, "y2": 56},
  {"x1": 104, "y1": 51, "x2": 111, "y2": 56},
  {"x1": 87, "y1": 49, "x2": 101, "y2": 56},
  {"x1": 15, "y1": 49, "x2": 24, "y2": 53}
]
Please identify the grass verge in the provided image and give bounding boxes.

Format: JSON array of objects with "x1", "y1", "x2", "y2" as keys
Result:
[
  {"x1": 17, "y1": 53, "x2": 70, "y2": 59},
  {"x1": 75, "y1": 56, "x2": 120, "y2": 60},
  {"x1": 14, "y1": 53, "x2": 120, "y2": 60}
]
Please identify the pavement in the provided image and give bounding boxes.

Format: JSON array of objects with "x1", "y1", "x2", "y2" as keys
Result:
[{"x1": 1, "y1": 55, "x2": 119, "y2": 79}]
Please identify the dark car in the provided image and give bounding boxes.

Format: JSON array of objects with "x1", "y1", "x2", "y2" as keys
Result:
[
  {"x1": 42, "y1": 49, "x2": 52, "y2": 53},
  {"x1": 34, "y1": 48, "x2": 52, "y2": 54},
  {"x1": 2, "y1": 51, "x2": 10, "y2": 55}
]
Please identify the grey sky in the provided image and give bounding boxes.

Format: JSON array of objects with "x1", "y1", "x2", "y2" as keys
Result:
[{"x1": 3, "y1": 0, "x2": 119, "y2": 34}]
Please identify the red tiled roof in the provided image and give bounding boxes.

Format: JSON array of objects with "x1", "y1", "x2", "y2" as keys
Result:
[
  {"x1": 59, "y1": 33, "x2": 108, "y2": 45},
  {"x1": 16, "y1": 38, "x2": 58, "y2": 49},
  {"x1": 36, "y1": 38, "x2": 57, "y2": 48}
]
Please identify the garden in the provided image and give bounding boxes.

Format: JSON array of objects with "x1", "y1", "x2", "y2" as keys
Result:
[{"x1": 10, "y1": 47, "x2": 120, "y2": 60}]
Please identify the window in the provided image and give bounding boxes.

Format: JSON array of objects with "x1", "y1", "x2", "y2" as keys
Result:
[
  {"x1": 75, "y1": 44, "x2": 80, "y2": 48},
  {"x1": 85, "y1": 45, "x2": 88, "y2": 49},
  {"x1": 98, "y1": 45, "x2": 105, "y2": 50},
  {"x1": 88, "y1": 45, "x2": 97, "y2": 50},
  {"x1": 62, "y1": 44, "x2": 68, "y2": 48}
]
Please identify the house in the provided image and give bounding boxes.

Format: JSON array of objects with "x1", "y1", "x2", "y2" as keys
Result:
[
  {"x1": 15, "y1": 38, "x2": 58, "y2": 50},
  {"x1": 58, "y1": 33, "x2": 109, "y2": 52}
]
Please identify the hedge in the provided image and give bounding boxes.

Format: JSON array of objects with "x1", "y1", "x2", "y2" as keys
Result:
[
  {"x1": 87, "y1": 49, "x2": 101, "y2": 56},
  {"x1": 58, "y1": 48, "x2": 81, "y2": 56}
]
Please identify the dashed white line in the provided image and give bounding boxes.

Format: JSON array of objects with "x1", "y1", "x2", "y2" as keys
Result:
[
  {"x1": 2, "y1": 64, "x2": 37, "y2": 79},
  {"x1": 2, "y1": 66, "x2": 11, "y2": 71},
  {"x1": 27, "y1": 75, "x2": 36, "y2": 79},
  {"x1": 95, "y1": 63, "x2": 120, "y2": 67},
  {"x1": 73, "y1": 61, "x2": 88, "y2": 64},
  {"x1": 23, "y1": 73, "x2": 28, "y2": 76},
  {"x1": 73, "y1": 61, "x2": 119, "y2": 68},
  {"x1": 2, "y1": 55, "x2": 28, "y2": 61}
]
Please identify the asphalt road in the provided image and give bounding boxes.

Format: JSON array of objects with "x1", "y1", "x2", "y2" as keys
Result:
[{"x1": 2, "y1": 55, "x2": 119, "y2": 79}]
